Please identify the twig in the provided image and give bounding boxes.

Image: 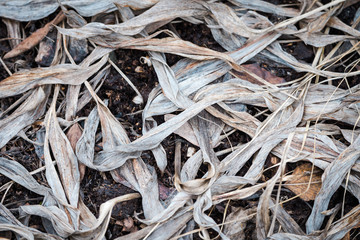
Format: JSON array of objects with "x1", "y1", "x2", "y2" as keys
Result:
[
  {"x1": 0, "y1": 56, "x2": 12, "y2": 76},
  {"x1": 108, "y1": 58, "x2": 144, "y2": 104}
]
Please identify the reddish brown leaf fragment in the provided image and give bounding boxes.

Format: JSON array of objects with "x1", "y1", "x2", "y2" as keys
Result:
[
  {"x1": 4, "y1": 11, "x2": 65, "y2": 59},
  {"x1": 66, "y1": 123, "x2": 86, "y2": 181},
  {"x1": 231, "y1": 63, "x2": 285, "y2": 85}
]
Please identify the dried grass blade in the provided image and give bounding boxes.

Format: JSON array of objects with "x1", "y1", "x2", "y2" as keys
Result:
[
  {"x1": 228, "y1": 0, "x2": 299, "y2": 17},
  {"x1": 139, "y1": 192, "x2": 191, "y2": 225},
  {"x1": 48, "y1": 94, "x2": 81, "y2": 207},
  {"x1": 306, "y1": 134, "x2": 360, "y2": 233},
  {"x1": 193, "y1": 190, "x2": 229, "y2": 239},
  {"x1": 262, "y1": 0, "x2": 346, "y2": 33},
  {"x1": 19, "y1": 204, "x2": 75, "y2": 237},
  {"x1": 106, "y1": 0, "x2": 207, "y2": 36},
  {"x1": 0, "y1": 87, "x2": 48, "y2": 148},
  {"x1": 75, "y1": 106, "x2": 99, "y2": 169},
  {"x1": 72, "y1": 193, "x2": 140, "y2": 239},
  {"x1": 96, "y1": 86, "x2": 258, "y2": 169},
  {"x1": 115, "y1": 210, "x2": 192, "y2": 240},
  {"x1": 328, "y1": 17, "x2": 360, "y2": 37},
  {"x1": 223, "y1": 207, "x2": 256, "y2": 239},
  {"x1": 0, "y1": 204, "x2": 60, "y2": 239},
  {"x1": 115, "y1": 0, "x2": 159, "y2": 10},
  {"x1": 0, "y1": 224, "x2": 35, "y2": 240},
  {"x1": 57, "y1": 0, "x2": 207, "y2": 38},
  {"x1": 0, "y1": 157, "x2": 50, "y2": 196},
  {"x1": 76, "y1": 66, "x2": 109, "y2": 113},
  {"x1": 268, "y1": 233, "x2": 314, "y2": 239},
  {"x1": 0, "y1": 0, "x2": 118, "y2": 21},
  {"x1": 43, "y1": 86, "x2": 68, "y2": 204},
  {"x1": 295, "y1": 32, "x2": 353, "y2": 47},
  {"x1": 0, "y1": 91, "x2": 31, "y2": 119},
  {"x1": 269, "y1": 198, "x2": 304, "y2": 235},
  {"x1": 0, "y1": 55, "x2": 107, "y2": 98},
  {"x1": 66, "y1": 123, "x2": 86, "y2": 181},
  {"x1": 268, "y1": 42, "x2": 360, "y2": 77},
  {"x1": 143, "y1": 32, "x2": 280, "y2": 121},
  {"x1": 112, "y1": 32, "x2": 236, "y2": 63},
  {"x1": 65, "y1": 85, "x2": 81, "y2": 121},
  {"x1": 323, "y1": 204, "x2": 360, "y2": 239},
  {"x1": 81, "y1": 82, "x2": 164, "y2": 219},
  {"x1": 114, "y1": 159, "x2": 165, "y2": 220}
]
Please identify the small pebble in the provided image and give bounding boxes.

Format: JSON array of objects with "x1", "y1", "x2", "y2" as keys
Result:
[{"x1": 187, "y1": 147, "x2": 196, "y2": 157}]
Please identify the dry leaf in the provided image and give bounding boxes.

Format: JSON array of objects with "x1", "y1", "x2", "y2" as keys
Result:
[
  {"x1": 230, "y1": 63, "x2": 285, "y2": 85},
  {"x1": 341, "y1": 232, "x2": 350, "y2": 240},
  {"x1": 115, "y1": 0, "x2": 158, "y2": 10},
  {"x1": 2, "y1": 18, "x2": 21, "y2": 48},
  {"x1": 0, "y1": 55, "x2": 107, "y2": 98},
  {"x1": 307, "y1": 133, "x2": 360, "y2": 233},
  {"x1": 0, "y1": 0, "x2": 118, "y2": 21},
  {"x1": 0, "y1": 87, "x2": 48, "y2": 148},
  {"x1": 1, "y1": 0, "x2": 360, "y2": 239},
  {"x1": 285, "y1": 163, "x2": 322, "y2": 201},
  {"x1": 223, "y1": 207, "x2": 256, "y2": 239},
  {"x1": 164, "y1": 114, "x2": 198, "y2": 146},
  {"x1": 47, "y1": 90, "x2": 80, "y2": 208},
  {"x1": 4, "y1": 11, "x2": 65, "y2": 59},
  {"x1": 66, "y1": 123, "x2": 86, "y2": 181}
]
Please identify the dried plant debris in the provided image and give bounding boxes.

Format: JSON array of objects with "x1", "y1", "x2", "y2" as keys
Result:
[
  {"x1": 3, "y1": 11, "x2": 66, "y2": 59},
  {"x1": 1, "y1": 0, "x2": 360, "y2": 239},
  {"x1": 285, "y1": 163, "x2": 322, "y2": 202}
]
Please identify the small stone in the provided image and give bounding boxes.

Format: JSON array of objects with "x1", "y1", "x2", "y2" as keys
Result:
[
  {"x1": 187, "y1": 147, "x2": 196, "y2": 157},
  {"x1": 135, "y1": 66, "x2": 144, "y2": 73}
]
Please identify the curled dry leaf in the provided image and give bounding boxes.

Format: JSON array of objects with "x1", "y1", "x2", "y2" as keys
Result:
[{"x1": 2, "y1": 18, "x2": 21, "y2": 48}]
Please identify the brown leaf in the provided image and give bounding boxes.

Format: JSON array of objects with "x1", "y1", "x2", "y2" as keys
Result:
[
  {"x1": 341, "y1": 232, "x2": 350, "y2": 240},
  {"x1": 66, "y1": 123, "x2": 86, "y2": 181},
  {"x1": 230, "y1": 63, "x2": 285, "y2": 85},
  {"x1": 66, "y1": 123, "x2": 82, "y2": 150},
  {"x1": 4, "y1": 11, "x2": 65, "y2": 59},
  {"x1": 285, "y1": 163, "x2": 322, "y2": 201}
]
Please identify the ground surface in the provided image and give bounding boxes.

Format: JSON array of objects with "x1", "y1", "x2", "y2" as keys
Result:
[{"x1": 1, "y1": 1, "x2": 360, "y2": 239}]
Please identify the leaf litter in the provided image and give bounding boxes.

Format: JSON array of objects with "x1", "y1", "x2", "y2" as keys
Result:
[{"x1": 0, "y1": 0, "x2": 360, "y2": 239}]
